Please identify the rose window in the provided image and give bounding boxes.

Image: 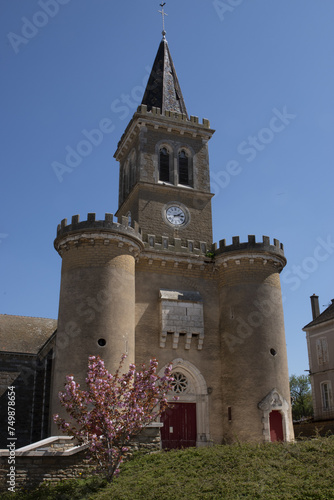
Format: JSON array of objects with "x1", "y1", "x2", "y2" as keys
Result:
[{"x1": 171, "y1": 372, "x2": 188, "y2": 393}]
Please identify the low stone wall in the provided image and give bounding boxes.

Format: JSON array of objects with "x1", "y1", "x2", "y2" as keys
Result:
[
  {"x1": 0, "y1": 449, "x2": 92, "y2": 492},
  {"x1": 293, "y1": 419, "x2": 334, "y2": 439},
  {"x1": 130, "y1": 423, "x2": 162, "y2": 452},
  {"x1": 0, "y1": 436, "x2": 90, "y2": 492},
  {"x1": 0, "y1": 424, "x2": 162, "y2": 492}
]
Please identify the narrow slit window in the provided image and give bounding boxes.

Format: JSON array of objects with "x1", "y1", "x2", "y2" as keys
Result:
[
  {"x1": 123, "y1": 160, "x2": 130, "y2": 197},
  {"x1": 178, "y1": 150, "x2": 189, "y2": 186},
  {"x1": 159, "y1": 147, "x2": 170, "y2": 182},
  {"x1": 129, "y1": 152, "x2": 136, "y2": 189}
]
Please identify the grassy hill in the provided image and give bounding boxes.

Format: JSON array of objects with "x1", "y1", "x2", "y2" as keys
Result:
[{"x1": 4, "y1": 436, "x2": 334, "y2": 499}]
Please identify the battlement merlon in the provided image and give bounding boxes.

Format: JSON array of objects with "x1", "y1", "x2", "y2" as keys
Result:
[
  {"x1": 213, "y1": 235, "x2": 287, "y2": 270},
  {"x1": 142, "y1": 233, "x2": 209, "y2": 257},
  {"x1": 114, "y1": 104, "x2": 215, "y2": 162},
  {"x1": 54, "y1": 213, "x2": 144, "y2": 255}
]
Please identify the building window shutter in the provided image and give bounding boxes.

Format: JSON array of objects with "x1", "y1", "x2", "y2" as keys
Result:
[{"x1": 316, "y1": 338, "x2": 329, "y2": 365}]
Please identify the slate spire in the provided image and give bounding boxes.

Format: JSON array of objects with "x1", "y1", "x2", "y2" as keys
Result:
[{"x1": 141, "y1": 36, "x2": 188, "y2": 117}]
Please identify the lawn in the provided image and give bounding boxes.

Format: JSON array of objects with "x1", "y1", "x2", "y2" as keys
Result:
[{"x1": 3, "y1": 436, "x2": 334, "y2": 499}]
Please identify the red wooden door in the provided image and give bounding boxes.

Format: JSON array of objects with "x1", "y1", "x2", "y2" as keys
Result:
[
  {"x1": 160, "y1": 403, "x2": 197, "y2": 449},
  {"x1": 269, "y1": 410, "x2": 284, "y2": 442}
]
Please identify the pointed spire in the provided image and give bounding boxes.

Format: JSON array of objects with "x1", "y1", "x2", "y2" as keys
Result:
[{"x1": 141, "y1": 37, "x2": 188, "y2": 117}]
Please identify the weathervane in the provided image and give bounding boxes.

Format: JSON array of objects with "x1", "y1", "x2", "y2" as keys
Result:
[{"x1": 159, "y1": 2, "x2": 168, "y2": 38}]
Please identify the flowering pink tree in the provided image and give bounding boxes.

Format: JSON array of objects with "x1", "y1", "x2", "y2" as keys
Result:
[{"x1": 53, "y1": 355, "x2": 175, "y2": 481}]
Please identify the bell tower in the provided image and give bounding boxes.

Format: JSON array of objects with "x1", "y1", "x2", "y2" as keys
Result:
[
  {"x1": 47, "y1": 5, "x2": 295, "y2": 446},
  {"x1": 115, "y1": 34, "x2": 215, "y2": 245}
]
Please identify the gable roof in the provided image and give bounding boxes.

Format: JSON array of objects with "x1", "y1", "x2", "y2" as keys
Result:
[
  {"x1": 303, "y1": 300, "x2": 334, "y2": 330},
  {"x1": 0, "y1": 314, "x2": 57, "y2": 354},
  {"x1": 141, "y1": 37, "x2": 188, "y2": 117}
]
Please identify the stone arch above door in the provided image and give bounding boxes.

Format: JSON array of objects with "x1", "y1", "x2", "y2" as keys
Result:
[{"x1": 258, "y1": 388, "x2": 293, "y2": 442}]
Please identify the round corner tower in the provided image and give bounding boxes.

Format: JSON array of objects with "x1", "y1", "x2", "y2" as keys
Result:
[
  {"x1": 215, "y1": 235, "x2": 294, "y2": 443},
  {"x1": 50, "y1": 212, "x2": 143, "y2": 432}
]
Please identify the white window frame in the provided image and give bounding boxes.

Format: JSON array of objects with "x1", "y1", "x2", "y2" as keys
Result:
[{"x1": 321, "y1": 381, "x2": 333, "y2": 411}]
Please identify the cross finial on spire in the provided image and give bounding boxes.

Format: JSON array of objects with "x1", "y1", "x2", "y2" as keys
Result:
[{"x1": 158, "y1": 2, "x2": 168, "y2": 39}]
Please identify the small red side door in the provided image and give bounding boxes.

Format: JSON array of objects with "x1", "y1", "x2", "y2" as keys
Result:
[
  {"x1": 269, "y1": 410, "x2": 284, "y2": 442},
  {"x1": 161, "y1": 402, "x2": 197, "y2": 449}
]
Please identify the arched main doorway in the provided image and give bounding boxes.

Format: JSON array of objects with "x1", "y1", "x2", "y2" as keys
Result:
[
  {"x1": 158, "y1": 359, "x2": 210, "y2": 449},
  {"x1": 160, "y1": 402, "x2": 197, "y2": 449}
]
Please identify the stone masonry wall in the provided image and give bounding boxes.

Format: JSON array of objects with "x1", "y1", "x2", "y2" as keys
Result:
[
  {"x1": 218, "y1": 258, "x2": 282, "y2": 289},
  {"x1": 0, "y1": 427, "x2": 162, "y2": 492},
  {"x1": 0, "y1": 450, "x2": 92, "y2": 492}
]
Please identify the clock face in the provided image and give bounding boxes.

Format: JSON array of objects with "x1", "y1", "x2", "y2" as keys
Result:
[{"x1": 166, "y1": 206, "x2": 186, "y2": 226}]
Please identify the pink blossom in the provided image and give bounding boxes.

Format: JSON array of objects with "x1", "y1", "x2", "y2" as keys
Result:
[{"x1": 53, "y1": 354, "x2": 174, "y2": 482}]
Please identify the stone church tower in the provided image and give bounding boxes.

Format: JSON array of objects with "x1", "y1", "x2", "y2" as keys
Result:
[{"x1": 50, "y1": 33, "x2": 294, "y2": 445}]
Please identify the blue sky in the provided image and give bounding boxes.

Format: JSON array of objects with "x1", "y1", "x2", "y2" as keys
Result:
[{"x1": 1, "y1": 0, "x2": 334, "y2": 377}]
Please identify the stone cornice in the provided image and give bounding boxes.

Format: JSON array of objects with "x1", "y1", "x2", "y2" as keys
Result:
[
  {"x1": 137, "y1": 250, "x2": 216, "y2": 272},
  {"x1": 215, "y1": 252, "x2": 286, "y2": 271},
  {"x1": 114, "y1": 105, "x2": 215, "y2": 161}
]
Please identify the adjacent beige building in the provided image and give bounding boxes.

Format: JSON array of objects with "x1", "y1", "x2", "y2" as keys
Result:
[{"x1": 303, "y1": 294, "x2": 334, "y2": 421}]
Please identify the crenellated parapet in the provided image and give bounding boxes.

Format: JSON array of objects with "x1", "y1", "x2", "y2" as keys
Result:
[
  {"x1": 137, "y1": 104, "x2": 211, "y2": 128},
  {"x1": 214, "y1": 234, "x2": 284, "y2": 255},
  {"x1": 214, "y1": 235, "x2": 286, "y2": 265},
  {"x1": 114, "y1": 104, "x2": 214, "y2": 162},
  {"x1": 142, "y1": 232, "x2": 209, "y2": 257},
  {"x1": 54, "y1": 213, "x2": 144, "y2": 257}
]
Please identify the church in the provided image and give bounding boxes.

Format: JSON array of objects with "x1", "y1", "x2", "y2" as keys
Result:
[{"x1": 0, "y1": 26, "x2": 294, "y2": 449}]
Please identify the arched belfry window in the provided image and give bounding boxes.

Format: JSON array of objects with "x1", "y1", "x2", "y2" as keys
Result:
[
  {"x1": 159, "y1": 147, "x2": 170, "y2": 183},
  {"x1": 178, "y1": 150, "x2": 191, "y2": 186}
]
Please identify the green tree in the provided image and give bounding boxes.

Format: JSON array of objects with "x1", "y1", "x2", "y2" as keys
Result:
[{"x1": 290, "y1": 374, "x2": 313, "y2": 421}]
